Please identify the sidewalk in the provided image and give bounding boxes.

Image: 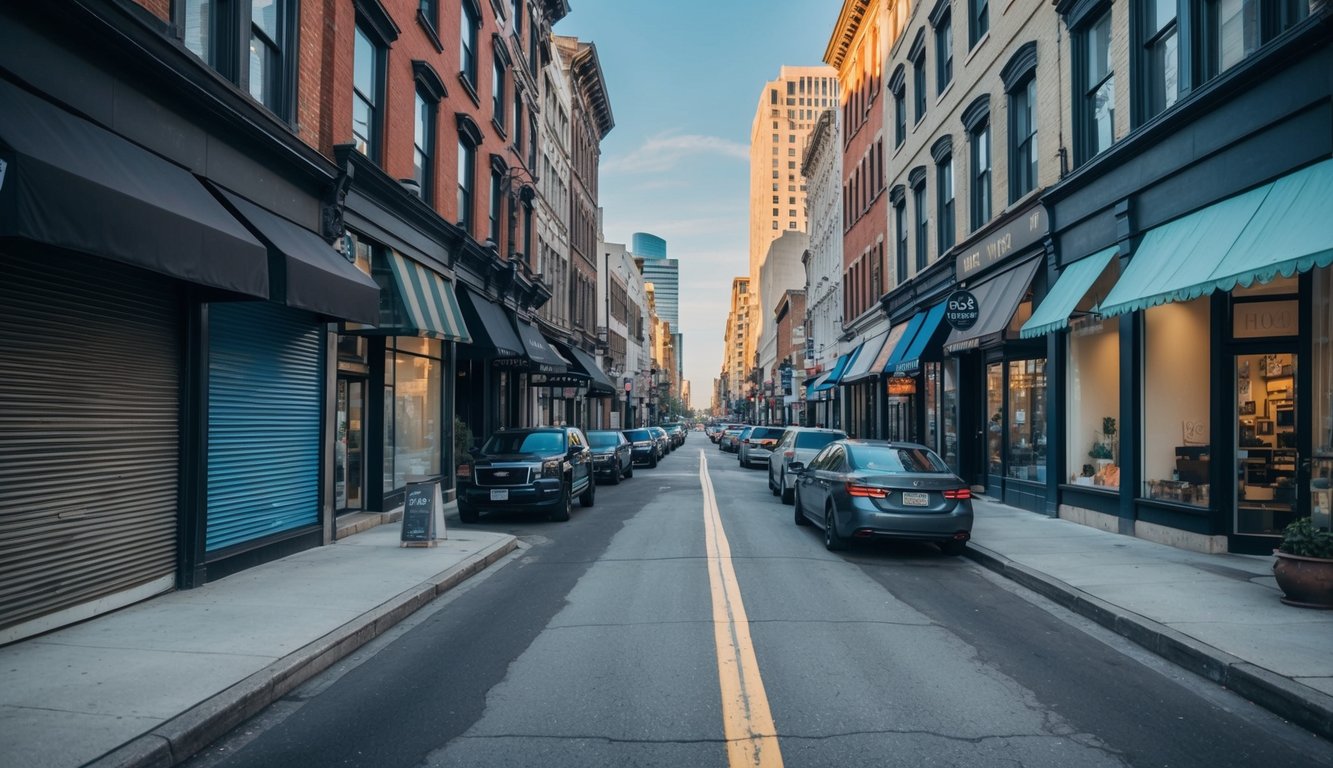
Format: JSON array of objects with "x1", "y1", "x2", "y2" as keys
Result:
[
  {"x1": 966, "y1": 496, "x2": 1333, "y2": 741},
  {"x1": 2, "y1": 500, "x2": 1331, "y2": 768},
  {"x1": 0, "y1": 522, "x2": 517, "y2": 768}
]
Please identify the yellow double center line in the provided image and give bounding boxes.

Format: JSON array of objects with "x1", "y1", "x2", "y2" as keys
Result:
[{"x1": 699, "y1": 452, "x2": 784, "y2": 767}]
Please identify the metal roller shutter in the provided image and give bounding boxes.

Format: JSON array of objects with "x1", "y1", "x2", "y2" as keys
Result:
[
  {"x1": 0, "y1": 251, "x2": 180, "y2": 639},
  {"x1": 206, "y1": 302, "x2": 322, "y2": 553}
]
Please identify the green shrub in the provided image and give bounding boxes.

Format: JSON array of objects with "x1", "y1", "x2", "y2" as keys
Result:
[{"x1": 1279, "y1": 517, "x2": 1333, "y2": 559}]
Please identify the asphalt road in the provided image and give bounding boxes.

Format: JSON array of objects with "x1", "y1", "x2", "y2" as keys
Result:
[{"x1": 184, "y1": 439, "x2": 1332, "y2": 768}]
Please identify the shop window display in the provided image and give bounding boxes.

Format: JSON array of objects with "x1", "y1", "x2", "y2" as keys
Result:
[
  {"x1": 384, "y1": 338, "x2": 443, "y2": 491},
  {"x1": 1313, "y1": 267, "x2": 1333, "y2": 529},
  {"x1": 1142, "y1": 298, "x2": 1210, "y2": 505},
  {"x1": 987, "y1": 362, "x2": 1004, "y2": 477},
  {"x1": 1066, "y1": 261, "x2": 1121, "y2": 488},
  {"x1": 1007, "y1": 359, "x2": 1046, "y2": 482}
]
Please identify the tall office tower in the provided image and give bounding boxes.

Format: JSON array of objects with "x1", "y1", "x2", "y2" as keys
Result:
[
  {"x1": 747, "y1": 65, "x2": 838, "y2": 369},
  {"x1": 632, "y1": 231, "x2": 682, "y2": 384}
]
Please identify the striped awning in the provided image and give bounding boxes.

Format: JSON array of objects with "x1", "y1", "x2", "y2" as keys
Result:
[{"x1": 383, "y1": 252, "x2": 471, "y2": 342}]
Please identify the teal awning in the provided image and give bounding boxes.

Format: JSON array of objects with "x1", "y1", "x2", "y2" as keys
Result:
[
  {"x1": 883, "y1": 312, "x2": 926, "y2": 372},
  {"x1": 891, "y1": 301, "x2": 947, "y2": 375},
  {"x1": 383, "y1": 252, "x2": 471, "y2": 341},
  {"x1": 813, "y1": 350, "x2": 856, "y2": 392},
  {"x1": 1099, "y1": 158, "x2": 1333, "y2": 318},
  {"x1": 1019, "y1": 246, "x2": 1117, "y2": 338}
]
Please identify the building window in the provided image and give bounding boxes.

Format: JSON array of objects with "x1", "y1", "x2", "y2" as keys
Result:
[
  {"x1": 1143, "y1": 297, "x2": 1211, "y2": 506},
  {"x1": 385, "y1": 337, "x2": 443, "y2": 492},
  {"x1": 970, "y1": 120, "x2": 991, "y2": 231},
  {"x1": 890, "y1": 66, "x2": 907, "y2": 148},
  {"x1": 182, "y1": 0, "x2": 295, "y2": 119},
  {"x1": 894, "y1": 194, "x2": 908, "y2": 284},
  {"x1": 352, "y1": 23, "x2": 382, "y2": 159},
  {"x1": 1007, "y1": 359, "x2": 1047, "y2": 482},
  {"x1": 1066, "y1": 259, "x2": 1121, "y2": 489},
  {"x1": 1008, "y1": 76, "x2": 1037, "y2": 202},
  {"x1": 461, "y1": 2, "x2": 479, "y2": 89},
  {"x1": 1139, "y1": 0, "x2": 1180, "y2": 122},
  {"x1": 934, "y1": 7, "x2": 953, "y2": 95},
  {"x1": 413, "y1": 90, "x2": 434, "y2": 201},
  {"x1": 936, "y1": 151, "x2": 955, "y2": 253},
  {"x1": 1076, "y1": 10, "x2": 1115, "y2": 164},
  {"x1": 493, "y1": 55, "x2": 506, "y2": 131},
  {"x1": 912, "y1": 174, "x2": 928, "y2": 272},
  {"x1": 912, "y1": 44, "x2": 927, "y2": 123},
  {"x1": 969, "y1": 0, "x2": 989, "y2": 48},
  {"x1": 458, "y1": 137, "x2": 476, "y2": 233},
  {"x1": 489, "y1": 168, "x2": 503, "y2": 244},
  {"x1": 1202, "y1": 0, "x2": 1310, "y2": 81}
]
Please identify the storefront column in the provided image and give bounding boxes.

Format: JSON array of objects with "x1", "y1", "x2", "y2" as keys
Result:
[
  {"x1": 1118, "y1": 311, "x2": 1141, "y2": 535},
  {"x1": 1045, "y1": 329, "x2": 1064, "y2": 518}
]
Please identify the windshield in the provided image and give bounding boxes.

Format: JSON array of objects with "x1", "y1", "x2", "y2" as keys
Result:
[
  {"x1": 587, "y1": 432, "x2": 621, "y2": 448},
  {"x1": 850, "y1": 445, "x2": 951, "y2": 473},
  {"x1": 795, "y1": 431, "x2": 845, "y2": 450},
  {"x1": 482, "y1": 431, "x2": 565, "y2": 454},
  {"x1": 624, "y1": 429, "x2": 652, "y2": 442}
]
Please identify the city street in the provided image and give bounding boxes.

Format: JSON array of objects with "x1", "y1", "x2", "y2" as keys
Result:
[{"x1": 183, "y1": 444, "x2": 1332, "y2": 768}]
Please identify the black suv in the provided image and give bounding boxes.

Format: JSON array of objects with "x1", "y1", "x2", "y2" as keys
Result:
[{"x1": 457, "y1": 427, "x2": 595, "y2": 522}]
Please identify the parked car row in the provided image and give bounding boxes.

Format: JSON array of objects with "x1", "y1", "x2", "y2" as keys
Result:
[{"x1": 455, "y1": 424, "x2": 687, "y2": 523}]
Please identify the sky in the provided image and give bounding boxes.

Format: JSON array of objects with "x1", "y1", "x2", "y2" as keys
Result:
[{"x1": 556, "y1": 1, "x2": 837, "y2": 410}]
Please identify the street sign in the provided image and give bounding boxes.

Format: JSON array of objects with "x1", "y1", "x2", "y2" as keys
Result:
[{"x1": 944, "y1": 289, "x2": 980, "y2": 330}]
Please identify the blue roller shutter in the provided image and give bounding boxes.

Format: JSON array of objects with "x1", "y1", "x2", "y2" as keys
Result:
[{"x1": 206, "y1": 302, "x2": 323, "y2": 552}]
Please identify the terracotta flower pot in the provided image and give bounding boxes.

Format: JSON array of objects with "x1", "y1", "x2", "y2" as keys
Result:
[{"x1": 1272, "y1": 550, "x2": 1333, "y2": 609}]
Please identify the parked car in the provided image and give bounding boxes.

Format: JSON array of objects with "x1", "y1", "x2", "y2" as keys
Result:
[
  {"x1": 587, "y1": 429, "x2": 633, "y2": 484},
  {"x1": 456, "y1": 426, "x2": 594, "y2": 523},
  {"x1": 664, "y1": 423, "x2": 686, "y2": 447},
  {"x1": 718, "y1": 425, "x2": 748, "y2": 453},
  {"x1": 738, "y1": 426, "x2": 786, "y2": 468},
  {"x1": 768, "y1": 426, "x2": 847, "y2": 503},
  {"x1": 648, "y1": 426, "x2": 671, "y2": 457},
  {"x1": 789, "y1": 439, "x2": 973, "y2": 554},
  {"x1": 623, "y1": 428, "x2": 659, "y2": 467}
]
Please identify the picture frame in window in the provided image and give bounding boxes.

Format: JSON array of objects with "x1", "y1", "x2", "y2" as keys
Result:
[
  {"x1": 1240, "y1": 400, "x2": 1256, "y2": 416},
  {"x1": 1257, "y1": 419, "x2": 1274, "y2": 436}
]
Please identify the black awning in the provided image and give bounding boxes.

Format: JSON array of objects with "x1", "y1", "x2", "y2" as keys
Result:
[
  {"x1": 0, "y1": 78, "x2": 268, "y2": 297},
  {"x1": 456, "y1": 286, "x2": 525, "y2": 359},
  {"x1": 514, "y1": 320, "x2": 567, "y2": 373},
  {"x1": 564, "y1": 344, "x2": 617, "y2": 395},
  {"x1": 944, "y1": 257, "x2": 1041, "y2": 354},
  {"x1": 215, "y1": 188, "x2": 381, "y2": 323}
]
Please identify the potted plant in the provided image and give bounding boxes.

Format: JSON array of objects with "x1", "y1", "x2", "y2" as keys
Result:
[{"x1": 1272, "y1": 516, "x2": 1333, "y2": 608}]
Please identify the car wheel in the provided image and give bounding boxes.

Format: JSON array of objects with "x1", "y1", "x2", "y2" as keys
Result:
[
  {"x1": 940, "y1": 539, "x2": 967, "y2": 556},
  {"x1": 793, "y1": 485, "x2": 810, "y2": 526},
  {"x1": 458, "y1": 501, "x2": 478, "y2": 524},
  {"x1": 824, "y1": 504, "x2": 847, "y2": 551},
  {"x1": 549, "y1": 482, "x2": 572, "y2": 522},
  {"x1": 780, "y1": 471, "x2": 794, "y2": 504},
  {"x1": 769, "y1": 468, "x2": 779, "y2": 496},
  {"x1": 580, "y1": 475, "x2": 596, "y2": 507}
]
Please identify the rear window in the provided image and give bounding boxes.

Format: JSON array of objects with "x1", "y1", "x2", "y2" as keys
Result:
[
  {"x1": 751, "y1": 427, "x2": 785, "y2": 440},
  {"x1": 795, "y1": 431, "x2": 844, "y2": 449},
  {"x1": 624, "y1": 429, "x2": 652, "y2": 441},
  {"x1": 587, "y1": 432, "x2": 620, "y2": 448},
  {"x1": 851, "y1": 446, "x2": 951, "y2": 473}
]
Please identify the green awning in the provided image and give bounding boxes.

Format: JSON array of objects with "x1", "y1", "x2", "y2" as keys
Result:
[
  {"x1": 1099, "y1": 158, "x2": 1333, "y2": 318},
  {"x1": 384, "y1": 252, "x2": 471, "y2": 341},
  {"x1": 1019, "y1": 246, "x2": 1117, "y2": 338}
]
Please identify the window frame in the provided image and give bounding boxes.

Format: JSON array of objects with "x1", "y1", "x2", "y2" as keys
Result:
[
  {"x1": 351, "y1": 21, "x2": 387, "y2": 161},
  {"x1": 969, "y1": 0, "x2": 989, "y2": 49},
  {"x1": 910, "y1": 29, "x2": 929, "y2": 124},
  {"x1": 460, "y1": 0, "x2": 480, "y2": 91},
  {"x1": 931, "y1": 1, "x2": 954, "y2": 95},
  {"x1": 180, "y1": 0, "x2": 299, "y2": 120},
  {"x1": 457, "y1": 135, "x2": 477, "y2": 233},
  {"x1": 1073, "y1": 8, "x2": 1116, "y2": 165},
  {"x1": 932, "y1": 136, "x2": 955, "y2": 254},
  {"x1": 910, "y1": 168, "x2": 928, "y2": 272}
]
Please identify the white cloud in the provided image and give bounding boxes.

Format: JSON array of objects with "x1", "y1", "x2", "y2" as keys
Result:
[{"x1": 603, "y1": 132, "x2": 749, "y2": 174}]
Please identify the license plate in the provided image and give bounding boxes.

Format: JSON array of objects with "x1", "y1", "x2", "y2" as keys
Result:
[
  {"x1": 901, "y1": 491, "x2": 929, "y2": 506},
  {"x1": 490, "y1": 489, "x2": 509, "y2": 501}
]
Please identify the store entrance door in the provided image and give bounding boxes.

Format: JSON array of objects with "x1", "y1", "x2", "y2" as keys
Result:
[
  {"x1": 335, "y1": 377, "x2": 365, "y2": 513},
  {"x1": 1232, "y1": 350, "x2": 1303, "y2": 552}
]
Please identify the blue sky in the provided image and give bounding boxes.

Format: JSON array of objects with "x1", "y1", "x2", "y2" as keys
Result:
[{"x1": 556, "y1": 1, "x2": 835, "y2": 408}]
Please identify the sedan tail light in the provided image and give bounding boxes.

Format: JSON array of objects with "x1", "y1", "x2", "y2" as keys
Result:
[
  {"x1": 845, "y1": 483, "x2": 887, "y2": 499},
  {"x1": 943, "y1": 488, "x2": 971, "y2": 500}
]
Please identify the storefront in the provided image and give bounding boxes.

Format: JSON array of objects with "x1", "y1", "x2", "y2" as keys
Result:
[
  {"x1": 885, "y1": 302, "x2": 954, "y2": 468},
  {"x1": 840, "y1": 329, "x2": 891, "y2": 438},
  {"x1": 1033, "y1": 153, "x2": 1333, "y2": 554},
  {"x1": 942, "y1": 203, "x2": 1048, "y2": 511}
]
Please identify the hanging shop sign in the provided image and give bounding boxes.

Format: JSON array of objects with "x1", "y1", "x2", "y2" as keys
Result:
[
  {"x1": 944, "y1": 289, "x2": 980, "y2": 330},
  {"x1": 886, "y1": 376, "x2": 918, "y2": 395}
]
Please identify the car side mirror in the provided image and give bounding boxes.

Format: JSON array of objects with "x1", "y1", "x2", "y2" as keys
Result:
[{"x1": 787, "y1": 461, "x2": 805, "y2": 474}]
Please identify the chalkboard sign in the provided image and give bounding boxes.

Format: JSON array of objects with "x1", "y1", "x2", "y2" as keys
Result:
[{"x1": 401, "y1": 480, "x2": 443, "y2": 545}]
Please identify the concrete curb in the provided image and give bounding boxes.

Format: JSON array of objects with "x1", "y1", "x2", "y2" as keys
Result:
[
  {"x1": 83, "y1": 535, "x2": 519, "y2": 768},
  {"x1": 964, "y1": 542, "x2": 1333, "y2": 741}
]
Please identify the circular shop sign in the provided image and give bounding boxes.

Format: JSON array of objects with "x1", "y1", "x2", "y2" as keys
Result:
[{"x1": 944, "y1": 289, "x2": 980, "y2": 330}]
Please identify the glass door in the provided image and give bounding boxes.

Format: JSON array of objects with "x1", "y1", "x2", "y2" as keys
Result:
[
  {"x1": 1234, "y1": 351, "x2": 1300, "y2": 539},
  {"x1": 335, "y1": 377, "x2": 365, "y2": 513}
]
